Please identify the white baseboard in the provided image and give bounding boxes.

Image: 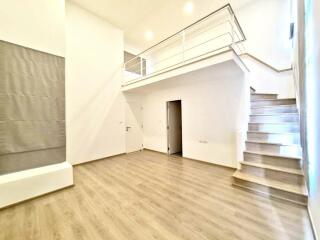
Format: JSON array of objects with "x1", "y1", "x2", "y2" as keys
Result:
[
  {"x1": 308, "y1": 206, "x2": 319, "y2": 240},
  {"x1": 0, "y1": 162, "x2": 73, "y2": 208}
]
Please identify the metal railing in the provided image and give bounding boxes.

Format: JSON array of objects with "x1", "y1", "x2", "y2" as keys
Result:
[{"x1": 123, "y1": 4, "x2": 246, "y2": 85}]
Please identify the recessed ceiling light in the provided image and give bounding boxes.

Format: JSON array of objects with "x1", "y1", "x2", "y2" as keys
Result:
[
  {"x1": 145, "y1": 30, "x2": 154, "y2": 41},
  {"x1": 184, "y1": 1, "x2": 194, "y2": 15}
]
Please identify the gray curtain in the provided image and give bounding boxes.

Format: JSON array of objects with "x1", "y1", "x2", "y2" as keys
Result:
[{"x1": 0, "y1": 40, "x2": 65, "y2": 175}]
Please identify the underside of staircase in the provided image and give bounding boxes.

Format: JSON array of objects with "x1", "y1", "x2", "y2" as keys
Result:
[{"x1": 233, "y1": 88, "x2": 308, "y2": 206}]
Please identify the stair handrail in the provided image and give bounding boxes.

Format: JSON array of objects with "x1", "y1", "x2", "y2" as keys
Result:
[{"x1": 241, "y1": 53, "x2": 293, "y2": 73}]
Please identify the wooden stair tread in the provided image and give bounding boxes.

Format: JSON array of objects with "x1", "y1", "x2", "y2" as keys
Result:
[
  {"x1": 251, "y1": 104, "x2": 297, "y2": 109},
  {"x1": 246, "y1": 140, "x2": 301, "y2": 147},
  {"x1": 250, "y1": 113, "x2": 299, "y2": 116},
  {"x1": 249, "y1": 122, "x2": 299, "y2": 125},
  {"x1": 247, "y1": 131, "x2": 299, "y2": 135},
  {"x1": 251, "y1": 93, "x2": 278, "y2": 95},
  {"x1": 233, "y1": 171, "x2": 308, "y2": 196},
  {"x1": 240, "y1": 161, "x2": 303, "y2": 175},
  {"x1": 249, "y1": 121, "x2": 299, "y2": 124},
  {"x1": 251, "y1": 98, "x2": 296, "y2": 102},
  {"x1": 251, "y1": 99, "x2": 279, "y2": 101},
  {"x1": 243, "y1": 90, "x2": 307, "y2": 205},
  {"x1": 244, "y1": 150, "x2": 302, "y2": 160}
]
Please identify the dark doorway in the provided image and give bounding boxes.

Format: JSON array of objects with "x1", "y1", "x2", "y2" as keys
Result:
[{"x1": 167, "y1": 100, "x2": 182, "y2": 156}]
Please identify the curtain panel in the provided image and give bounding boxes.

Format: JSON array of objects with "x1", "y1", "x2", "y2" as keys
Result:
[{"x1": 0, "y1": 41, "x2": 65, "y2": 174}]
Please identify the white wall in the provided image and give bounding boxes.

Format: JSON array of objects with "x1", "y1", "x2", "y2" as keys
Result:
[
  {"x1": 242, "y1": 57, "x2": 295, "y2": 98},
  {"x1": 66, "y1": 2, "x2": 125, "y2": 165},
  {"x1": 236, "y1": 0, "x2": 294, "y2": 98},
  {"x1": 0, "y1": 0, "x2": 65, "y2": 56},
  {"x1": 141, "y1": 62, "x2": 248, "y2": 168},
  {"x1": 124, "y1": 43, "x2": 141, "y2": 55},
  {"x1": 237, "y1": 0, "x2": 292, "y2": 69},
  {"x1": 305, "y1": 0, "x2": 320, "y2": 238}
]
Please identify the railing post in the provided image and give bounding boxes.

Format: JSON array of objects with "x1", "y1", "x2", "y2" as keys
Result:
[{"x1": 140, "y1": 57, "x2": 143, "y2": 76}]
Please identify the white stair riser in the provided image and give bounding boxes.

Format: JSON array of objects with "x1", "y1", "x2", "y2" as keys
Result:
[
  {"x1": 251, "y1": 106, "x2": 298, "y2": 114},
  {"x1": 233, "y1": 178, "x2": 308, "y2": 205},
  {"x1": 240, "y1": 165, "x2": 304, "y2": 185},
  {"x1": 250, "y1": 114, "x2": 299, "y2": 123},
  {"x1": 244, "y1": 152, "x2": 301, "y2": 169},
  {"x1": 251, "y1": 94, "x2": 278, "y2": 101},
  {"x1": 249, "y1": 123, "x2": 300, "y2": 133},
  {"x1": 246, "y1": 142, "x2": 302, "y2": 157},
  {"x1": 247, "y1": 132, "x2": 301, "y2": 145},
  {"x1": 251, "y1": 99, "x2": 296, "y2": 107}
]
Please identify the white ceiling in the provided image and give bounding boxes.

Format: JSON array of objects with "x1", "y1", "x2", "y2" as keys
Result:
[{"x1": 70, "y1": 0, "x2": 254, "y2": 51}]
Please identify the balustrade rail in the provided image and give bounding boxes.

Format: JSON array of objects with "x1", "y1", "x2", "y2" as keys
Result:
[{"x1": 123, "y1": 4, "x2": 246, "y2": 85}]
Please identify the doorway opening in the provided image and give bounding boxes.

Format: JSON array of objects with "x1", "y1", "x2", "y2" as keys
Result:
[{"x1": 167, "y1": 100, "x2": 182, "y2": 156}]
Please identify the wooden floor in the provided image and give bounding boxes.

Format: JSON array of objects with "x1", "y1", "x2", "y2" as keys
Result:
[{"x1": 0, "y1": 150, "x2": 314, "y2": 240}]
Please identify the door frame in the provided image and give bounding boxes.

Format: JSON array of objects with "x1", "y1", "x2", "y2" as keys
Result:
[{"x1": 166, "y1": 100, "x2": 183, "y2": 155}]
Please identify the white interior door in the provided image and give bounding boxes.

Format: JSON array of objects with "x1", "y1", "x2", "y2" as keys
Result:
[
  {"x1": 125, "y1": 102, "x2": 143, "y2": 153},
  {"x1": 167, "y1": 101, "x2": 182, "y2": 154}
]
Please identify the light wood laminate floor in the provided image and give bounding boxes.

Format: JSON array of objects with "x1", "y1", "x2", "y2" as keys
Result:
[{"x1": 0, "y1": 150, "x2": 314, "y2": 240}]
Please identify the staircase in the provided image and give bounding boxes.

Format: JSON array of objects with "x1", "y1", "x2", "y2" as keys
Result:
[{"x1": 233, "y1": 89, "x2": 308, "y2": 205}]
